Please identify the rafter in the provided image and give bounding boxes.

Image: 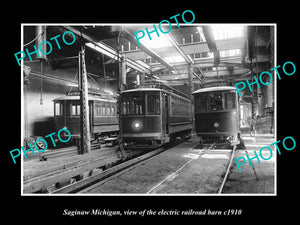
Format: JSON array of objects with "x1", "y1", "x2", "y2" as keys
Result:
[
  {"x1": 121, "y1": 27, "x2": 174, "y2": 70},
  {"x1": 63, "y1": 26, "x2": 152, "y2": 74}
]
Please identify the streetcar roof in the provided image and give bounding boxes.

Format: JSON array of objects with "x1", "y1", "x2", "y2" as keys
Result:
[
  {"x1": 120, "y1": 88, "x2": 162, "y2": 93},
  {"x1": 53, "y1": 95, "x2": 117, "y2": 102},
  {"x1": 192, "y1": 86, "x2": 236, "y2": 94},
  {"x1": 120, "y1": 88, "x2": 191, "y2": 101}
]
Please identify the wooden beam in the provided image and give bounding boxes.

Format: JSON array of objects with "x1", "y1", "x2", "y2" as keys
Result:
[
  {"x1": 122, "y1": 28, "x2": 174, "y2": 70},
  {"x1": 79, "y1": 47, "x2": 91, "y2": 154},
  {"x1": 202, "y1": 26, "x2": 220, "y2": 65},
  {"x1": 64, "y1": 26, "x2": 151, "y2": 74},
  {"x1": 123, "y1": 37, "x2": 245, "y2": 61},
  {"x1": 167, "y1": 34, "x2": 194, "y2": 65},
  {"x1": 23, "y1": 154, "x2": 118, "y2": 193}
]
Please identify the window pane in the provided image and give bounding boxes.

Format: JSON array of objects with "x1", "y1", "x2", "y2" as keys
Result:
[
  {"x1": 120, "y1": 93, "x2": 145, "y2": 115},
  {"x1": 121, "y1": 102, "x2": 126, "y2": 114},
  {"x1": 195, "y1": 93, "x2": 208, "y2": 112},
  {"x1": 76, "y1": 104, "x2": 80, "y2": 115},
  {"x1": 147, "y1": 95, "x2": 160, "y2": 115},
  {"x1": 71, "y1": 104, "x2": 80, "y2": 115},
  {"x1": 71, "y1": 104, "x2": 76, "y2": 115},
  {"x1": 111, "y1": 106, "x2": 115, "y2": 116},
  {"x1": 106, "y1": 104, "x2": 111, "y2": 115},
  {"x1": 95, "y1": 104, "x2": 99, "y2": 116},
  {"x1": 209, "y1": 92, "x2": 223, "y2": 111},
  {"x1": 102, "y1": 104, "x2": 106, "y2": 116},
  {"x1": 55, "y1": 103, "x2": 61, "y2": 115},
  {"x1": 224, "y1": 92, "x2": 236, "y2": 109},
  {"x1": 130, "y1": 95, "x2": 143, "y2": 114}
]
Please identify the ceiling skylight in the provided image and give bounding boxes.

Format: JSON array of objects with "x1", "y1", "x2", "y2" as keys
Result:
[
  {"x1": 163, "y1": 55, "x2": 186, "y2": 64},
  {"x1": 137, "y1": 27, "x2": 173, "y2": 49},
  {"x1": 211, "y1": 24, "x2": 245, "y2": 40}
]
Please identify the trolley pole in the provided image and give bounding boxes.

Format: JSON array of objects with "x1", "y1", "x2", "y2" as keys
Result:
[{"x1": 79, "y1": 46, "x2": 91, "y2": 154}]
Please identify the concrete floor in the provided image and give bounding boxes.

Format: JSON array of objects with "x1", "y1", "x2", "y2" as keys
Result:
[
  {"x1": 83, "y1": 134, "x2": 275, "y2": 195},
  {"x1": 222, "y1": 134, "x2": 275, "y2": 194},
  {"x1": 82, "y1": 137, "x2": 232, "y2": 194}
]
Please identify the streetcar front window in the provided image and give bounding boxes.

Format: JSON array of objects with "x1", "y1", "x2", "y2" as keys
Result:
[
  {"x1": 209, "y1": 92, "x2": 223, "y2": 111},
  {"x1": 71, "y1": 103, "x2": 80, "y2": 115},
  {"x1": 224, "y1": 92, "x2": 236, "y2": 109},
  {"x1": 147, "y1": 94, "x2": 160, "y2": 115},
  {"x1": 195, "y1": 93, "x2": 208, "y2": 112},
  {"x1": 121, "y1": 92, "x2": 145, "y2": 115},
  {"x1": 195, "y1": 90, "x2": 236, "y2": 112}
]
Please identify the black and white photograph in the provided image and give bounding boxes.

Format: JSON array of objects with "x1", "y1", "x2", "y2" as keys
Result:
[
  {"x1": 4, "y1": 5, "x2": 298, "y2": 223},
  {"x1": 20, "y1": 24, "x2": 276, "y2": 195}
]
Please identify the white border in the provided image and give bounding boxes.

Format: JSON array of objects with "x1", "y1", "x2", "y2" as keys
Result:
[{"x1": 21, "y1": 23, "x2": 277, "y2": 196}]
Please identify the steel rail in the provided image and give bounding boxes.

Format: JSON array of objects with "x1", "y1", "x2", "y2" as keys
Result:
[
  {"x1": 52, "y1": 141, "x2": 183, "y2": 194},
  {"x1": 218, "y1": 145, "x2": 236, "y2": 194}
]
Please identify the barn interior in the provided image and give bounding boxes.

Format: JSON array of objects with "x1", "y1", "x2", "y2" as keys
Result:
[
  {"x1": 23, "y1": 24, "x2": 274, "y2": 141},
  {"x1": 21, "y1": 24, "x2": 275, "y2": 194}
]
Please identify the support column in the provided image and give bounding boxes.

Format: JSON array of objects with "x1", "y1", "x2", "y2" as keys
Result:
[
  {"x1": 79, "y1": 46, "x2": 91, "y2": 154},
  {"x1": 187, "y1": 64, "x2": 194, "y2": 133},
  {"x1": 119, "y1": 55, "x2": 127, "y2": 91},
  {"x1": 35, "y1": 26, "x2": 47, "y2": 60},
  {"x1": 36, "y1": 26, "x2": 47, "y2": 105},
  {"x1": 187, "y1": 64, "x2": 193, "y2": 96}
]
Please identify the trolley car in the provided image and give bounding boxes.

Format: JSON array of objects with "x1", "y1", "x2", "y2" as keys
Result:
[
  {"x1": 53, "y1": 91, "x2": 118, "y2": 144},
  {"x1": 192, "y1": 86, "x2": 240, "y2": 146},
  {"x1": 119, "y1": 84, "x2": 193, "y2": 148}
]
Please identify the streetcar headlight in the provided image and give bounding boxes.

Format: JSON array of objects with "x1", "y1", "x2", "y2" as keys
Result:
[{"x1": 132, "y1": 121, "x2": 142, "y2": 130}]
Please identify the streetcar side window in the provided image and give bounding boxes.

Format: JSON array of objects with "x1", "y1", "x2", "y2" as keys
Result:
[
  {"x1": 111, "y1": 105, "x2": 115, "y2": 116},
  {"x1": 106, "y1": 104, "x2": 111, "y2": 115},
  {"x1": 101, "y1": 104, "x2": 106, "y2": 116},
  {"x1": 170, "y1": 96, "x2": 174, "y2": 115},
  {"x1": 94, "y1": 103, "x2": 101, "y2": 116},
  {"x1": 147, "y1": 94, "x2": 160, "y2": 115}
]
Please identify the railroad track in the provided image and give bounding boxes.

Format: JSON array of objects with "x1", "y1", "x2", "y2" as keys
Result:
[
  {"x1": 218, "y1": 145, "x2": 236, "y2": 194},
  {"x1": 145, "y1": 144, "x2": 214, "y2": 194},
  {"x1": 23, "y1": 144, "x2": 123, "y2": 193},
  {"x1": 52, "y1": 140, "x2": 185, "y2": 194},
  {"x1": 51, "y1": 140, "x2": 236, "y2": 194},
  {"x1": 144, "y1": 143, "x2": 236, "y2": 194}
]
